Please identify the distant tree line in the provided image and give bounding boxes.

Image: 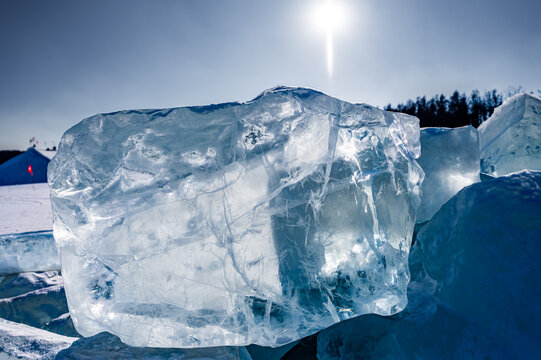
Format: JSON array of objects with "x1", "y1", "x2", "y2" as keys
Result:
[{"x1": 385, "y1": 90, "x2": 504, "y2": 128}]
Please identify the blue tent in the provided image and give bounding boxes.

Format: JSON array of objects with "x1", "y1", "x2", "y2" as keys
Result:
[{"x1": 0, "y1": 148, "x2": 51, "y2": 186}]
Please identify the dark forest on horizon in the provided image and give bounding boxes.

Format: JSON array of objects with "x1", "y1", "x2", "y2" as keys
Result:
[
  {"x1": 385, "y1": 88, "x2": 540, "y2": 129},
  {"x1": 385, "y1": 90, "x2": 502, "y2": 128}
]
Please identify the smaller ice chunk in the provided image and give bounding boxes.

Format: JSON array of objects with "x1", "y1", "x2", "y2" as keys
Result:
[
  {"x1": 0, "y1": 278, "x2": 68, "y2": 333},
  {"x1": 0, "y1": 318, "x2": 77, "y2": 360},
  {"x1": 415, "y1": 171, "x2": 541, "y2": 355},
  {"x1": 0, "y1": 271, "x2": 78, "y2": 337},
  {"x1": 0, "y1": 271, "x2": 62, "y2": 298},
  {"x1": 0, "y1": 231, "x2": 60, "y2": 275},
  {"x1": 478, "y1": 93, "x2": 541, "y2": 176},
  {"x1": 416, "y1": 126, "x2": 480, "y2": 222},
  {"x1": 56, "y1": 332, "x2": 252, "y2": 360}
]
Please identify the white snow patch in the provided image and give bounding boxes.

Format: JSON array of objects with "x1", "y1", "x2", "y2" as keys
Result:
[
  {"x1": 0, "y1": 183, "x2": 52, "y2": 235},
  {"x1": 0, "y1": 318, "x2": 76, "y2": 359}
]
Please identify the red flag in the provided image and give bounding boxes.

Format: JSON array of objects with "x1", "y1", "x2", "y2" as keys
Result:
[{"x1": 28, "y1": 164, "x2": 33, "y2": 176}]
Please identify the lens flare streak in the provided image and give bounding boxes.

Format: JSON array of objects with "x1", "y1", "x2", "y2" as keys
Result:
[
  {"x1": 310, "y1": 0, "x2": 348, "y2": 78},
  {"x1": 326, "y1": 30, "x2": 333, "y2": 77}
]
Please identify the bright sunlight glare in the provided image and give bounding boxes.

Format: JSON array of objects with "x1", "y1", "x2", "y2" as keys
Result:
[{"x1": 310, "y1": 0, "x2": 349, "y2": 77}]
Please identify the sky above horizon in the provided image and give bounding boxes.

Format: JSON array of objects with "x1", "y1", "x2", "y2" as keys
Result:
[{"x1": 1, "y1": 0, "x2": 540, "y2": 150}]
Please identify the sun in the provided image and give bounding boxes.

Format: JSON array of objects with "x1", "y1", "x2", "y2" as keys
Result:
[
  {"x1": 311, "y1": 0, "x2": 347, "y2": 33},
  {"x1": 310, "y1": 0, "x2": 349, "y2": 77}
]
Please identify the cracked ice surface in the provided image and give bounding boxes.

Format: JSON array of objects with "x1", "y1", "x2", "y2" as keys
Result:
[{"x1": 48, "y1": 87, "x2": 423, "y2": 348}]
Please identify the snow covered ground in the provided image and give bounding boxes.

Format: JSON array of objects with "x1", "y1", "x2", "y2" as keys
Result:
[
  {"x1": 0, "y1": 317, "x2": 77, "y2": 360},
  {"x1": 0, "y1": 183, "x2": 52, "y2": 235}
]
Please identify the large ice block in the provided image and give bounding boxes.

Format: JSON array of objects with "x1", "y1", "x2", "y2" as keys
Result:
[
  {"x1": 48, "y1": 87, "x2": 423, "y2": 347},
  {"x1": 416, "y1": 126, "x2": 480, "y2": 222},
  {"x1": 478, "y1": 93, "x2": 541, "y2": 176},
  {"x1": 317, "y1": 171, "x2": 541, "y2": 359}
]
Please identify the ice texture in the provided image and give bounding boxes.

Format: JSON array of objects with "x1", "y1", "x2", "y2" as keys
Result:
[
  {"x1": 478, "y1": 93, "x2": 541, "y2": 176},
  {"x1": 416, "y1": 126, "x2": 480, "y2": 222},
  {"x1": 48, "y1": 86, "x2": 423, "y2": 347},
  {"x1": 317, "y1": 171, "x2": 541, "y2": 359},
  {"x1": 0, "y1": 231, "x2": 60, "y2": 275},
  {"x1": 0, "y1": 318, "x2": 77, "y2": 360}
]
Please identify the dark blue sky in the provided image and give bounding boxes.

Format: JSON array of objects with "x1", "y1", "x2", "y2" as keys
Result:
[{"x1": 1, "y1": 0, "x2": 540, "y2": 149}]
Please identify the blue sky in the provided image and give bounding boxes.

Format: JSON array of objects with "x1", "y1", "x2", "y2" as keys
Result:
[{"x1": 1, "y1": 0, "x2": 540, "y2": 150}]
